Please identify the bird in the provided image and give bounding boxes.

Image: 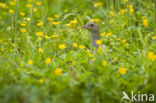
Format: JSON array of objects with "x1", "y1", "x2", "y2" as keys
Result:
[{"x1": 82, "y1": 22, "x2": 101, "y2": 49}]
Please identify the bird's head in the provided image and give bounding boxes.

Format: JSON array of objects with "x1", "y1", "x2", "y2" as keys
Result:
[{"x1": 82, "y1": 22, "x2": 99, "y2": 32}]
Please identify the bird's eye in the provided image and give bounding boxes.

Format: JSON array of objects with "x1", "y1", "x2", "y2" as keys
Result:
[{"x1": 90, "y1": 24, "x2": 94, "y2": 27}]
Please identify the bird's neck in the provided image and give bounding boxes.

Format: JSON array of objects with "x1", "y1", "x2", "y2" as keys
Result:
[{"x1": 90, "y1": 31, "x2": 100, "y2": 49}]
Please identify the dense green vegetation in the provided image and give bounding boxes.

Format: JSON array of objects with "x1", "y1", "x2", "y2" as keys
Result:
[{"x1": 0, "y1": 0, "x2": 156, "y2": 103}]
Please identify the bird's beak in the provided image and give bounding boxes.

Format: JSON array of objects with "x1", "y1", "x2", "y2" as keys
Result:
[{"x1": 82, "y1": 25, "x2": 88, "y2": 29}]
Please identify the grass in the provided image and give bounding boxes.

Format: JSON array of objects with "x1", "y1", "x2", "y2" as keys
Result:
[{"x1": 0, "y1": 0, "x2": 156, "y2": 103}]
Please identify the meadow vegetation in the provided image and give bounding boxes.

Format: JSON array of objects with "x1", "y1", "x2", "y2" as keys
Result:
[{"x1": 0, "y1": 0, "x2": 156, "y2": 103}]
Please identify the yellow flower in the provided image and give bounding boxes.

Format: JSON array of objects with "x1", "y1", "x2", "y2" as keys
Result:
[
  {"x1": 1, "y1": 48, "x2": 4, "y2": 52},
  {"x1": 96, "y1": 40, "x2": 102, "y2": 45},
  {"x1": 9, "y1": 9, "x2": 14, "y2": 14},
  {"x1": 121, "y1": 9, "x2": 126, "y2": 15},
  {"x1": 28, "y1": 60, "x2": 33, "y2": 65},
  {"x1": 55, "y1": 68, "x2": 62, "y2": 76},
  {"x1": 73, "y1": 43, "x2": 78, "y2": 48},
  {"x1": 153, "y1": 35, "x2": 156, "y2": 40},
  {"x1": 94, "y1": 2, "x2": 103, "y2": 7},
  {"x1": 38, "y1": 37, "x2": 42, "y2": 41},
  {"x1": 91, "y1": 18, "x2": 100, "y2": 23},
  {"x1": 26, "y1": 4, "x2": 32, "y2": 8},
  {"x1": 52, "y1": 22, "x2": 59, "y2": 25},
  {"x1": 45, "y1": 57, "x2": 52, "y2": 64},
  {"x1": 20, "y1": 28, "x2": 26, "y2": 33},
  {"x1": 37, "y1": 21, "x2": 43, "y2": 26},
  {"x1": 36, "y1": 1, "x2": 42, "y2": 6},
  {"x1": 38, "y1": 48, "x2": 43, "y2": 53},
  {"x1": 48, "y1": 17, "x2": 54, "y2": 22},
  {"x1": 51, "y1": 34, "x2": 59, "y2": 38},
  {"x1": 119, "y1": 67, "x2": 127, "y2": 75},
  {"x1": 110, "y1": 11, "x2": 115, "y2": 17},
  {"x1": 101, "y1": 32, "x2": 106, "y2": 36},
  {"x1": 97, "y1": 45, "x2": 102, "y2": 52},
  {"x1": 9, "y1": 1, "x2": 16, "y2": 6},
  {"x1": 54, "y1": 14, "x2": 59, "y2": 18},
  {"x1": 20, "y1": 61, "x2": 24, "y2": 67},
  {"x1": 102, "y1": 60, "x2": 107, "y2": 66},
  {"x1": 122, "y1": 0, "x2": 128, "y2": 2},
  {"x1": 58, "y1": 44, "x2": 66, "y2": 49},
  {"x1": 20, "y1": 12, "x2": 25, "y2": 16},
  {"x1": 39, "y1": 78, "x2": 45, "y2": 83},
  {"x1": 107, "y1": 32, "x2": 112, "y2": 36},
  {"x1": 148, "y1": 51, "x2": 156, "y2": 61},
  {"x1": 79, "y1": 45, "x2": 85, "y2": 49},
  {"x1": 21, "y1": 23, "x2": 26, "y2": 27},
  {"x1": 143, "y1": 19, "x2": 148, "y2": 27},
  {"x1": 36, "y1": 32, "x2": 43, "y2": 36},
  {"x1": 66, "y1": 23, "x2": 72, "y2": 27},
  {"x1": 33, "y1": 8, "x2": 38, "y2": 12},
  {"x1": 122, "y1": 39, "x2": 126, "y2": 43},
  {"x1": 44, "y1": 35, "x2": 51, "y2": 39}
]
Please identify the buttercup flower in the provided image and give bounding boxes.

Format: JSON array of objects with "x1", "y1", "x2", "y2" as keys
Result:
[
  {"x1": 119, "y1": 67, "x2": 127, "y2": 75},
  {"x1": 55, "y1": 68, "x2": 62, "y2": 76}
]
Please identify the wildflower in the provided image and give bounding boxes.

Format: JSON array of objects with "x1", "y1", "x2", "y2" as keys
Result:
[
  {"x1": 20, "y1": 28, "x2": 26, "y2": 33},
  {"x1": 91, "y1": 18, "x2": 100, "y2": 23},
  {"x1": 143, "y1": 18, "x2": 148, "y2": 27},
  {"x1": 153, "y1": 35, "x2": 156, "y2": 40},
  {"x1": 44, "y1": 35, "x2": 50, "y2": 39},
  {"x1": 119, "y1": 67, "x2": 127, "y2": 75},
  {"x1": 33, "y1": 8, "x2": 38, "y2": 12},
  {"x1": 38, "y1": 37, "x2": 42, "y2": 41},
  {"x1": 28, "y1": 59, "x2": 33, "y2": 65},
  {"x1": 122, "y1": 39, "x2": 126, "y2": 43},
  {"x1": 36, "y1": 1, "x2": 42, "y2": 6},
  {"x1": 9, "y1": 9, "x2": 14, "y2": 14},
  {"x1": 96, "y1": 40, "x2": 102, "y2": 45},
  {"x1": 48, "y1": 17, "x2": 54, "y2": 22},
  {"x1": 26, "y1": 4, "x2": 32, "y2": 8},
  {"x1": 52, "y1": 22, "x2": 59, "y2": 25},
  {"x1": 54, "y1": 14, "x2": 59, "y2": 18},
  {"x1": 79, "y1": 45, "x2": 85, "y2": 49},
  {"x1": 147, "y1": 51, "x2": 156, "y2": 61},
  {"x1": 45, "y1": 57, "x2": 52, "y2": 64},
  {"x1": 55, "y1": 68, "x2": 62, "y2": 76},
  {"x1": 9, "y1": 1, "x2": 16, "y2": 6},
  {"x1": 66, "y1": 23, "x2": 72, "y2": 27},
  {"x1": 20, "y1": 12, "x2": 25, "y2": 16},
  {"x1": 39, "y1": 78, "x2": 44, "y2": 83},
  {"x1": 37, "y1": 21, "x2": 43, "y2": 26},
  {"x1": 102, "y1": 60, "x2": 107, "y2": 66},
  {"x1": 101, "y1": 32, "x2": 106, "y2": 36},
  {"x1": 51, "y1": 34, "x2": 59, "y2": 38},
  {"x1": 121, "y1": 9, "x2": 126, "y2": 15},
  {"x1": 73, "y1": 43, "x2": 78, "y2": 48},
  {"x1": 110, "y1": 11, "x2": 115, "y2": 17},
  {"x1": 94, "y1": 2, "x2": 103, "y2": 7},
  {"x1": 109, "y1": 19, "x2": 114, "y2": 23},
  {"x1": 38, "y1": 48, "x2": 43, "y2": 53},
  {"x1": 21, "y1": 23, "x2": 26, "y2": 27},
  {"x1": 20, "y1": 61, "x2": 24, "y2": 67},
  {"x1": 1, "y1": 47, "x2": 4, "y2": 52},
  {"x1": 107, "y1": 32, "x2": 112, "y2": 36},
  {"x1": 129, "y1": 5, "x2": 134, "y2": 14},
  {"x1": 122, "y1": 0, "x2": 128, "y2": 2},
  {"x1": 58, "y1": 44, "x2": 66, "y2": 49},
  {"x1": 36, "y1": 32, "x2": 43, "y2": 36}
]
